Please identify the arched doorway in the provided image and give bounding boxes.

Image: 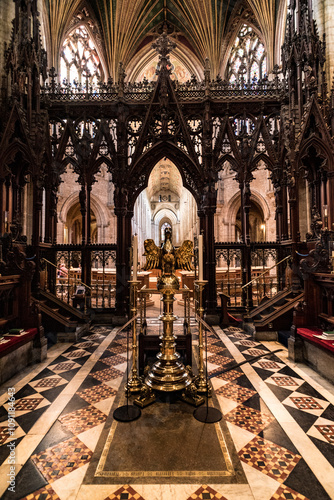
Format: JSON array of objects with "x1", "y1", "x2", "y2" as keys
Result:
[{"x1": 132, "y1": 158, "x2": 199, "y2": 269}]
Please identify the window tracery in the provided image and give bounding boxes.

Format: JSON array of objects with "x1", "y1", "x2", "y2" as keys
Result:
[
  {"x1": 60, "y1": 25, "x2": 102, "y2": 86},
  {"x1": 227, "y1": 24, "x2": 266, "y2": 83}
]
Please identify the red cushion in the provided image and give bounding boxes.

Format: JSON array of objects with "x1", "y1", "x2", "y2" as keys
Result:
[
  {"x1": 0, "y1": 328, "x2": 38, "y2": 357},
  {"x1": 297, "y1": 328, "x2": 334, "y2": 354}
]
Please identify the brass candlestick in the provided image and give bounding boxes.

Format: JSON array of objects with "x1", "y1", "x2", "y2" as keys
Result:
[
  {"x1": 135, "y1": 274, "x2": 204, "y2": 408},
  {"x1": 145, "y1": 284, "x2": 191, "y2": 392},
  {"x1": 126, "y1": 280, "x2": 142, "y2": 393},
  {"x1": 194, "y1": 280, "x2": 211, "y2": 394}
]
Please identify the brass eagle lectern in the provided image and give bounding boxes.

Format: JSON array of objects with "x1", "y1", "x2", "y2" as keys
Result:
[{"x1": 134, "y1": 228, "x2": 204, "y2": 408}]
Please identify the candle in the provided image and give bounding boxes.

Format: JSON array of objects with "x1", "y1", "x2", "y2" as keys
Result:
[
  {"x1": 133, "y1": 235, "x2": 138, "y2": 281},
  {"x1": 198, "y1": 234, "x2": 203, "y2": 281}
]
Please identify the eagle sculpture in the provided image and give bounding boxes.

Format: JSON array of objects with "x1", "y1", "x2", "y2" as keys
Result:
[{"x1": 143, "y1": 228, "x2": 193, "y2": 274}]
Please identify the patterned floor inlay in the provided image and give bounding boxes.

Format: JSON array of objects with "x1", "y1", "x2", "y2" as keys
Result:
[
  {"x1": 187, "y1": 484, "x2": 227, "y2": 499},
  {"x1": 21, "y1": 483, "x2": 60, "y2": 500},
  {"x1": 207, "y1": 354, "x2": 232, "y2": 366},
  {"x1": 225, "y1": 404, "x2": 274, "y2": 433},
  {"x1": 29, "y1": 375, "x2": 67, "y2": 392},
  {"x1": 254, "y1": 360, "x2": 284, "y2": 372},
  {"x1": 77, "y1": 384, "x2": 117, "y2": 404},
  {"x1": 31, "y1": 436, "x2": 92, "y2": 482},
  {"x1": 206, "y1": 344, "x2": 227, "y2": 354},
  {"x1": 59, "y1": 405, "x2": 107, "y2": 434},
  {"x1": 73, "y1": 341, "x2": 97, "y2": 349},
  {"x1": 14, "y1": 396, "x2": 45, "y2": 412},
  {"x1": 91, "y1": 367, "x2": 124, "y2": 382},
  {"x1": 242, "y1": 348, "x2": 269, "y2": 356},
  {"x1": 235, "y1": 339, "x2": 259, "y2": 347},
  {"x1": 63, "y1": 349, "x2": 90, "y2": 358},
  {"x1": 227, "y1": 332, "x2": 250, "y2": 339},
  {"x1": 239, "y1": 436, "x2": 301, "y2": 482},
  {"x1": 48, "y1": 361, "x2": 80, "y2": 373},
  {"x1": 82, "y1": 333, "x2": 105, "y2": 341},
  {"x1": 314, "y1": 424, "x2": 334, "y2": 444},
  {"x1": 282, "y1": 391, "x2": 329, "y2": 416},
  {"x1": 106, "y1": 345, "x2": 127, "y2": 355},
  {"x1": 101, "y1": 354, "x2": 127, "y2": 366},
  {"x1": 90, "y1": 327, "x2": 111, "y2": 334},
  {"x1": 1, "y1": 319, "x2": 334, "y2": 500},
  {"x1": 290, "y1": 396, "x2": 324, "y2": 410},
  {"x1": 4, "y1": 394, "x2": 50, "y2": 417},
  {"x1": 267, "y1": 375, "x2": 304, "y2": 389},
  {"x1": 0, "y1": 425, "x2": 16, "y2": 445},
  {"x1": 112, "y1": 337, "x2": 128, "y2": 345},
  {"x1": 104, "y1": 484, "x2": 145, "y2": 499},
  {"x1": 216, "y1": 382, "x2": 257, "y2": 403},
  {"x1": 210, "y1": 369, "x2": 242, "y2": 382},
  {"x1": 270, "y1": 484, "x2": 310, "y2": 500},
  {"x1": 0, "y1": 420, "x2": 25, "y2": 444}
]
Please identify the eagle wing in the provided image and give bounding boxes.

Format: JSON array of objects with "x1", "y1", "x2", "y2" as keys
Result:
[
  {"x1": 143, "y1": 239, "x2": 161, "y2": 270},
  {"x1": 175, "y1": 240, "x2": 194, "y2": 271}
]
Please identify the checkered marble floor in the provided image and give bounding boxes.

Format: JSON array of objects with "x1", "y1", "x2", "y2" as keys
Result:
[{"x1": 0, "y1": 321, "x2": 333, "y2": 500}]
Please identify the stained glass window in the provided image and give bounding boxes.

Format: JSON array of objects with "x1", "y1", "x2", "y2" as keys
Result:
[
  {"x1": 227, "y1": 25, "x2": 267, "y2": 83},
  {"x1": 60, "y1": 26, "x2": 102, "y2": 86}
]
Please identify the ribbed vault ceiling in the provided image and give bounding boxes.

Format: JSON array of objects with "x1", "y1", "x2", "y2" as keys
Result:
[
  {"x1": 147, "y1": 160, "x2": 183, "y2": 200},
  {"x1": 43, "y1": 0, "x2": 284, "y2": 79}
]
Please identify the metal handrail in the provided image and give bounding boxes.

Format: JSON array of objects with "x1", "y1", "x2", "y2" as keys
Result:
[
  {"x1": 114, "y1": 313, "x2": 140, "y2": 335},
  {"x1": 241, "y1": 255, "x2": 291, "y2": 289},
  {"x1": 41, "y1": 257, "x2": 92, "y2": 290}
]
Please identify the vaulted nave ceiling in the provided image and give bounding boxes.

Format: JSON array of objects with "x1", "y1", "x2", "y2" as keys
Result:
[{"x1": 43, "y1": 0, "x2": 284, "y2": 80}]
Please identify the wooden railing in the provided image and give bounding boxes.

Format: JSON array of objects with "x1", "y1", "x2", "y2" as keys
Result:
[{"x1": 215, "y1": 242, "x2": 292, "y2": 309}]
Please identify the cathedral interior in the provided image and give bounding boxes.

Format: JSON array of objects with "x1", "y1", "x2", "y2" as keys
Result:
[{"x1": 1, "y1": 0, "x2": 334, "y2": 499}]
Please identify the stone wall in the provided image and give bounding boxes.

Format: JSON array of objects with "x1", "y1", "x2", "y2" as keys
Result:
[
  {"x1": 57, "y1": 164, "x2": 116, "y2": 244},
  {"x1": 0, "y1": 0, "x2": 14, "y2": 82},
  {"x1": 215, "y1": 162, "x2": 276, "y2": 243}
]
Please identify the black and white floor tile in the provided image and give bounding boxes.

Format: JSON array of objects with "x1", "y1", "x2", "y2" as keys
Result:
[{"x1": 0, "y1": 319, "x2": 333, "y2": 500}]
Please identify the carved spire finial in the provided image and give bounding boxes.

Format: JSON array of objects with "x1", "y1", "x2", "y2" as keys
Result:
[{"x1": 152, "y1": 29, "x2": 176, "y2": 73}]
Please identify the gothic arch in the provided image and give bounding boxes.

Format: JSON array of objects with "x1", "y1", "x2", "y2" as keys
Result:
[
  {"x1": 224, "y1": 189, "x2": 271, "y2": 241},
  {"x1": 58, "y1": 5, "x2": 109, "y2": 80},
  {"x1": 252, "y1": 153, "x2": 275, "y2": 172},
  {"x1": 154, "y1": 207, "x2": 178, "y2": 226},
  {"x1": 129, "y1": 143, "x2": 202, "y2": 209},
  {"x1": 58, "y1": 191, "x2": 110, "y2": 242},
  {"x1": 298, "y1": 138, "x2": 333, "y2": 173},
  {"x1": 126, "y1": 43, "x2": 203, "y2": 82},
  {"x1": 220, "y1": 19, "x2": 268, "y2": 79},
  {"x1": 153, "y1": 208, "x2": 180, "y2": 245},
  {"x1": 0, "y1": 142, "x2": 34, "y2": 174},
  {"x1": 216, "y1": 154, "x2": 239, "y2": 174}
]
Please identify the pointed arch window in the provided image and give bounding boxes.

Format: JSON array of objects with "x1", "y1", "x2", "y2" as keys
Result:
[
  {"x1": 227, "y1": 24, "x2": 266, "y2": 83},
  {"x1": 60, "y1": 26, "x2": 102, "y2": 85}
]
